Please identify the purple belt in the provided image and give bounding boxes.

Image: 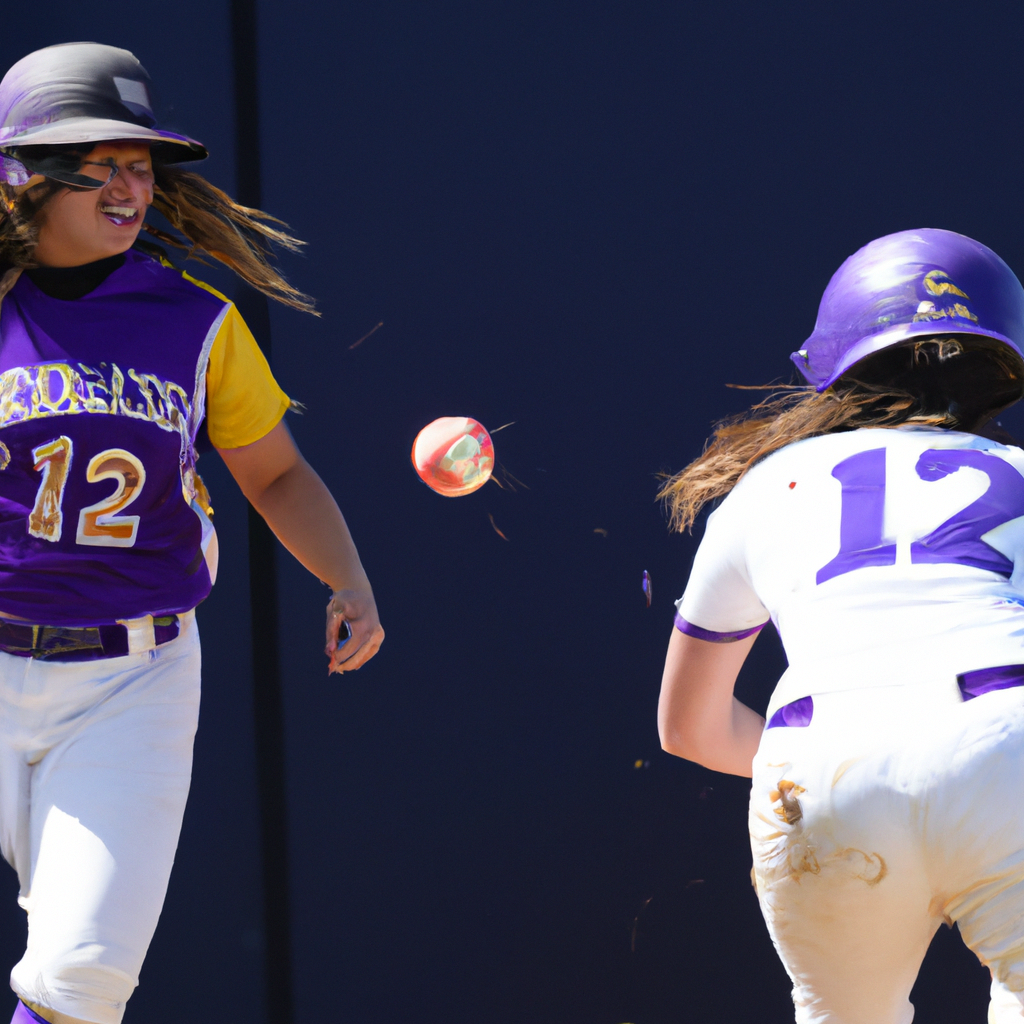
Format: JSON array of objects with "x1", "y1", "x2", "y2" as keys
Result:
[
  {"x1": 956, "y1": 664, "x2": 1024, "y2": 700},
  {"x1": 766, "y1": 664, "x2": 1024, "y2": 730},
  {"x1": 0, "y1": 616, "x2": 180, "y2": 662},
  {"x1": 766, "y1": 695, "x2": 815, "y2": 729}
]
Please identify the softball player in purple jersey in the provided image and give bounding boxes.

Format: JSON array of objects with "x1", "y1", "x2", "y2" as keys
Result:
[
  {"x1": 659, "y1": 229, "x2": 1024, "y2": 1023},
  {"x1": 0, "y1": 43, "x2": 384, "y2": 1024}
]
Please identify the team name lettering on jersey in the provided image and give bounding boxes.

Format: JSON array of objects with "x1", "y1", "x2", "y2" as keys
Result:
[{"x1": 0, "y1": 363, "x2": 191, "y2": 435}]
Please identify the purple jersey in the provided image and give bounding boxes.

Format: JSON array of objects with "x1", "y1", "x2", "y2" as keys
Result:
[{"x1": 0, "y1": 251, "x2": 225, "y2": 625}]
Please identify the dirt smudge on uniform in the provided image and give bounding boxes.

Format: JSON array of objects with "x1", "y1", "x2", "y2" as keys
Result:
[
  {"x1": 833, "y1": 848, "x2": 887, "y2": 885},
  {"x1": 756, "y1": 777, "x2": 887, "y2": 888},
  {"x1": 758, "y1": 780, "x2": 820, "y2": 882},
  {"x1": 770, "y1": 779, "x2": 806, "y2": 826}
]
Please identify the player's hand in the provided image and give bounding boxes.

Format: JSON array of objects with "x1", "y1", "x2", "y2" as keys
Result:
[{"x1": 325, "y1": 588, "x2": 384, "y2": 675}]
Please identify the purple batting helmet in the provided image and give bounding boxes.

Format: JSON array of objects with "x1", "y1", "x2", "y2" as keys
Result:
[
  {"x1": 0, "y1": 42, "x2": 206, "y2": 189},
  {"x1": 792, "y1": 229, "x2": 1024, "y2": 392}
]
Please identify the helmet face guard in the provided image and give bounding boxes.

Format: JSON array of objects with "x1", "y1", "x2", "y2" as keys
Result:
[
  {"x1": 793, "y1": 229, "x2": 1024, "y2": 392},
  {"x1": 0, "y1": 42, "x2": 206, "y2": 188},
  {"x1": 5, "y1": 146, "x2": 105, "y2": 190}
]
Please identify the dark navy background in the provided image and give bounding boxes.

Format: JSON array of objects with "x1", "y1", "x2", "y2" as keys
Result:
[{"x1": 5, "y1": 3, "x2": 1024, "y2": 1021}]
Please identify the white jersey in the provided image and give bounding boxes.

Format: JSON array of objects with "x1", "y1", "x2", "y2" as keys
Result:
[{"x1": 676, "y1": 425, "x2": 1024, "y2": 716}]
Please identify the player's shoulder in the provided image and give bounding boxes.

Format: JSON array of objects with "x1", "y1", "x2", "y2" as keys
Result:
[
  {"x1": 737, "y1": 430, "x2": 875, "y2": 491},
  {"x1": 757, "y1": 424, "x2": 1015, "y2": 466},
  {"x1": 869, "y1": 424, "x2": 1024, "y2": 470},
  {"x1": 741, "y1": 426, "x2": 1024, "y2": 494},
  {"x1": 123, "y1": 249, "x2": 232, "y2": 312}
]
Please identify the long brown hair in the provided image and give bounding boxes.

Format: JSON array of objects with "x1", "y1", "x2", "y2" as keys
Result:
[
  {"x1": 660, "y1": 337, "x2": 1024, "y2": 533},
  {"x1": 0, "y1": 159, "x2": 315, "y2": 314}
]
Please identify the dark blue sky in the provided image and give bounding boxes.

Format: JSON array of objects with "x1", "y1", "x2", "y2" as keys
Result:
[{"x1": 4, "y1": 3, "x2": 1023, "y2": 1021}]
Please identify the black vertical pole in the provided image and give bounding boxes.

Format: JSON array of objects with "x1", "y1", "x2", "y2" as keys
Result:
[{"x1": 229, "y1": 3, "x2": 295, "y2": 1021}]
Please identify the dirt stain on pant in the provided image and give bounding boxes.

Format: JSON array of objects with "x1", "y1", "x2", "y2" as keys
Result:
[
  {"x1": 754, "y1": 777, "x2": 887, "y2": 888},
  {"x1": 771, "y1": 780, "x2": 806, "y2": 826},
  {"x1": 755, "y1": 779, "x2": 820, "y2": 883}
]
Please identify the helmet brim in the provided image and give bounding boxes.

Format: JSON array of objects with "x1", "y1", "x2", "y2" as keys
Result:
[
  {"x1": 811, "y1": 324, "x2": 1024, "y2": 392},
  {"x1": 0, "y1": 117, "x2": 206, "y2": 161}
]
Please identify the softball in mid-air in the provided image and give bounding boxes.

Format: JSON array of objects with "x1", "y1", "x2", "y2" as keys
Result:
[{"x1": 411, "y1": 416, "x2": 494, "y2": 497}]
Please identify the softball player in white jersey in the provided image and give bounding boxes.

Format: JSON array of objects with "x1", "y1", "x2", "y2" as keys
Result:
[
  {"x1": 659, "y1": 228, "x2": 1024, "y2": 1023},
  {"x1": 0, "y1": 43, "x2": 384, "y2": 1024}
]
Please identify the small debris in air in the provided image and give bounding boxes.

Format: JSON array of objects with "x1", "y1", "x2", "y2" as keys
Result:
[{"x1": 348, "y1": 321, "x2": 383, "y2": 350}]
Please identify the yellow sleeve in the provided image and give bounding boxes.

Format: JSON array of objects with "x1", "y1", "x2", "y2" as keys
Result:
[{"x1": 204, "y1": 304, "x2": 292, "y2": 449}]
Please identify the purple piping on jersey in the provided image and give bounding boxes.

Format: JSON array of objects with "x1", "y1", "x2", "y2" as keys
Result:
[
  {"x1": 957, "y1": 664, "x2": 1024, "y2": 701},
  {"x1": 11, "y1": 1002, "x2": 48, "y2": 1024},
  {"x1": 766, "y1": 696, "x2": 814, "y2": 729},
  {"x1": 673, "y1": 613, "x2": 766, "y2": 644}
]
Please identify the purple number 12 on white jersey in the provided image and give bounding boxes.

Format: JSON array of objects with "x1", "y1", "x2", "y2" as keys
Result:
[{"x1": 817, "y1": 447, "x2": 1024, "y2": 585}]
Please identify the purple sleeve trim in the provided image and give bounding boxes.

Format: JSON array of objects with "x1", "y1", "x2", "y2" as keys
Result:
[{"x1": 673, "y1": 613, "x2": 767, "y2": 644}]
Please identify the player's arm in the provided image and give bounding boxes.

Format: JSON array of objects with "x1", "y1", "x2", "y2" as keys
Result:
[
  {"x1": 658, "y1": 627, "x2": 764, "y2": 777},
  {"x1": 217, "y1": 420, "x2": 384, "y2": 673}
]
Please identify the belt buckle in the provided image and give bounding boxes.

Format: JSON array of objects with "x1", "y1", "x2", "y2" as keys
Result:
[{"x1": 115, "y1": 616, "x2": 157, "y2": 655}]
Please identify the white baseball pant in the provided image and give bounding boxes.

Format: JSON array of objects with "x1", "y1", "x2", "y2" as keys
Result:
[
  {"x1": 750, "y1": 678, "x2": 1024, "y2": 1024},
  {"x1": 0, "y1": 614, "x2": 201, "y2": 1024}
]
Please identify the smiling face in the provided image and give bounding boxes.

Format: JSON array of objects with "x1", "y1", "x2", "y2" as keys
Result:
[{"x1": 30, "y1": 141, "x2": 155, "y2": 267}]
